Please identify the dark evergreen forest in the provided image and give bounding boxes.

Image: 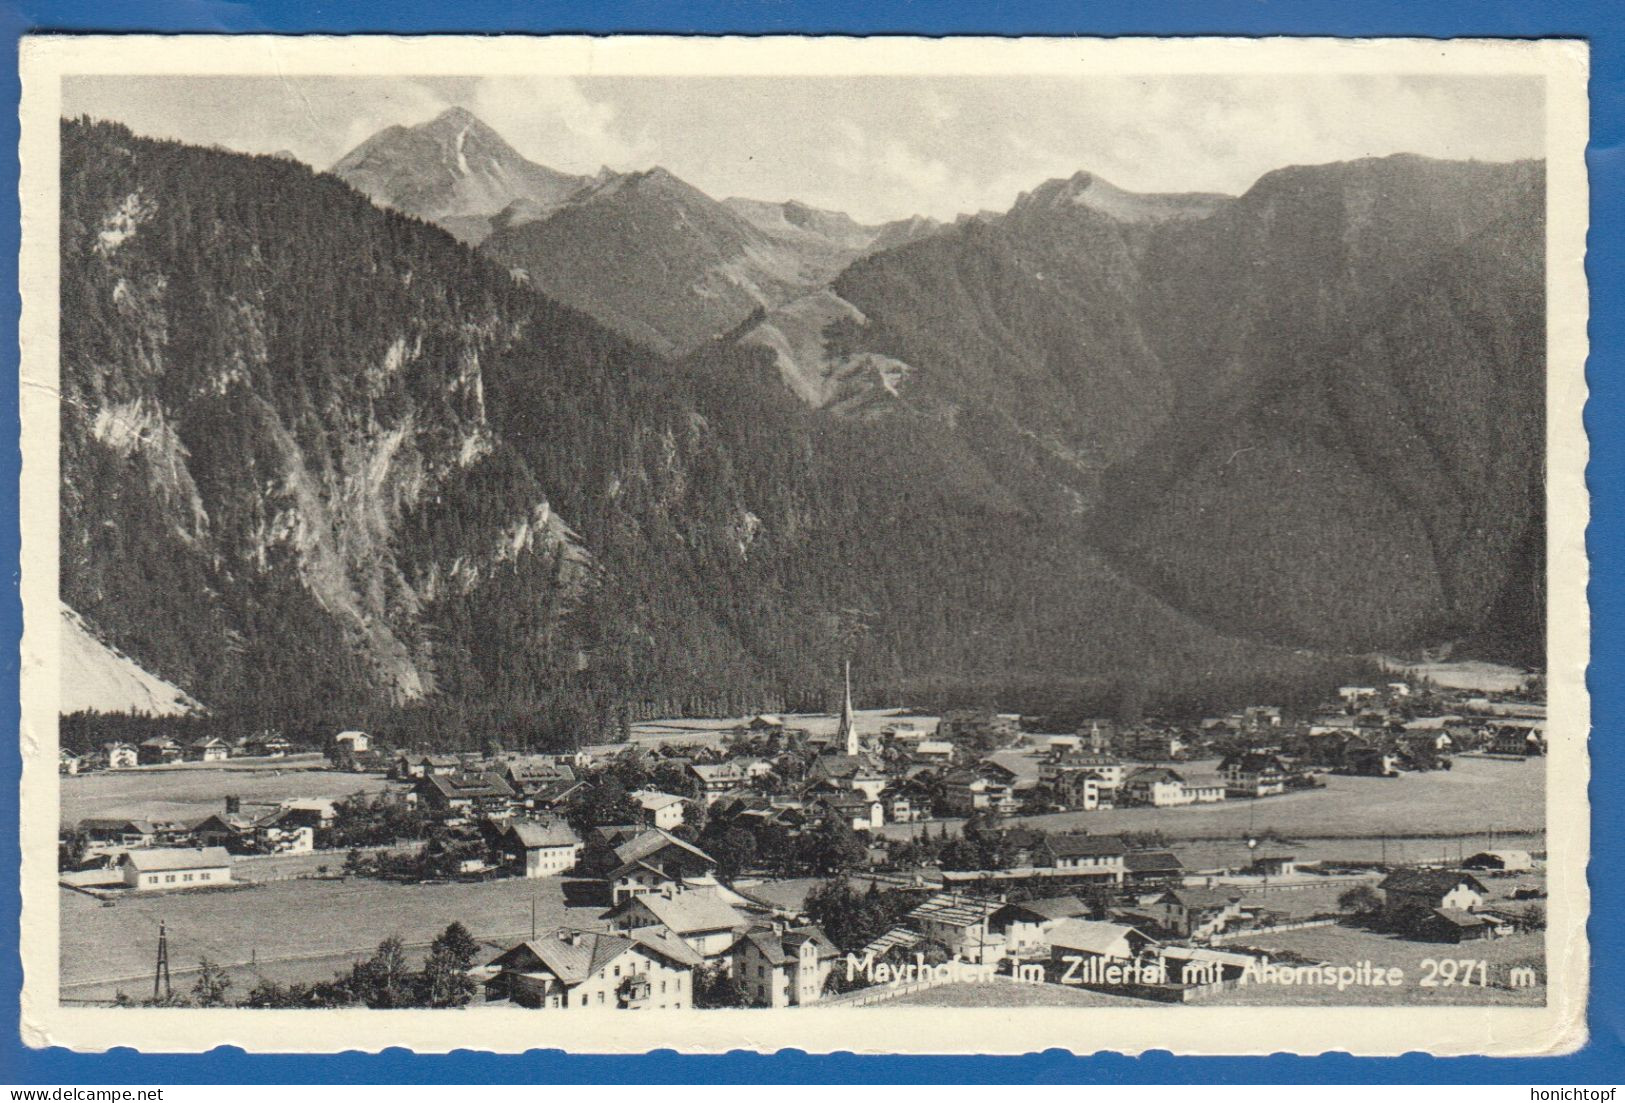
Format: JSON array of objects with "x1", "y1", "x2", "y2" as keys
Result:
[{"x1": 58, "y1": 119, "x2": 1432, "y2": 749}]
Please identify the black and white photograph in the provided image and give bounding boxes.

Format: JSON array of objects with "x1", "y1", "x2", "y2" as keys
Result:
[{"x1": 16, "y1": 35, "x2": 1590, "y2": 1056}]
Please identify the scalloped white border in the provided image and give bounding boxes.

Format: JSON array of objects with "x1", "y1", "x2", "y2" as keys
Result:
[{"x1": 16, "y1": 34, "x2": 1591, "y2": 1056}]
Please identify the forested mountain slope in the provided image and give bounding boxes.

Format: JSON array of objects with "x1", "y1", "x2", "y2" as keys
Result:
[
  {"x1": 60, "y1": 118, "x2": 1356, "y2": 742},
  {"x1": 742, "y1": 158, "x2": 1546, "y2": 664}
]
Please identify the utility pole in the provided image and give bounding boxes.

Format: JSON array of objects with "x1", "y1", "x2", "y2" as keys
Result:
[{"x1": 153, "y1": 920, "x2": 172, "y2": 1002}]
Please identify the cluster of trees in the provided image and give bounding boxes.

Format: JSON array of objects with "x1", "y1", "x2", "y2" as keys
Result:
[
  {"x1": 320, "y1": 793, "x2": 431, "y2": 850},
  {"x1": 802, "y1": 879, "x2": 918, "y2": 955},
  {"x1": 117, "y1": 924, "x2": 482, "y2": 1009}
]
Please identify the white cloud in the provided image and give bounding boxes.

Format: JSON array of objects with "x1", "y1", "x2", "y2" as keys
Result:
[{"x1": 467, "y1": 76, "x2": 653, "y2": 174}]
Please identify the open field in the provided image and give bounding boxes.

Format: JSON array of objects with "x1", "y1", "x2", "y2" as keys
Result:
[
  {"x1": 1209, "y1": 924, "x2": 1545, "y2": 1006},
  {"x1": 59, "y1": 873, "x2": 608, "y2": 1001},
  {"x1": 1379, "y1": 657, "x2": 1533, "y2": 693},
  {"x1": 61, "y1": 762, "x2": 400, "y2": 826},
  {"x1": 881, "y1": 754, "x2": 1545, "y2": 845}
]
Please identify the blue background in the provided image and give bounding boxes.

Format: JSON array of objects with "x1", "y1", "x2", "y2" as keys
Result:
[{"x1": 2, "y1": 0, "x2": 1619, "y2": 1084}]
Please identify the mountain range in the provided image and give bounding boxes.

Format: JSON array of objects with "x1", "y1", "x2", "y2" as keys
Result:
[
  {"x1": 334, "y1": 109, "x2": 938, "y2": 355},
  {"x1": 60, "y1": 111, "x2": 1544, "y2": 742}
]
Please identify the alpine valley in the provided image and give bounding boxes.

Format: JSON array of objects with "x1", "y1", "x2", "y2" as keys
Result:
[{"x1": 58, "y1": 109, "x2": 1545, "y2": 745}]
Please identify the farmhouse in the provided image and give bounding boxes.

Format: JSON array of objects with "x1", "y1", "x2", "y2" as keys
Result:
[
  {"x1": 1123, "y1": 850, "x2": 1184, "y2": 886},
  {"x1": 630, "y1": 789, "x2": 688, "y2": 830},
  {"x1": 1246, "y1": 853, "x2": 1297, "y2": 878},
  {"x1": 137, "y1": 736, "x2": 182, "y2": 765},
  {"x1": 59, "y1": 749, "x2": 83, "y2": 775},
  {"x1": 1462, "y1": 850, "x2": 1535, "y2": 873},
  {"x1": 1035, "y1": 834, "x2": 1128, "y2": 882},
  {"x1": 689, "y1": 762, "x2": 751, "y2": 804},
  {"x1": 500, "y1": 817, "x2": 584, "y2": 878},
  {"x1": 99, "y1": 742, "x2": 138, "y2": 770},
  {"x1": 903, "y1": 892, "x2": 1005, "y2": 963},
  {"x1": 1378, "y1": 869, "x2": 1488, "y2": 917},
  {"x1": 244, "y1": 732, "x2": 291, "y2": 757},
  {"x1": 118, "y1": 846, "x2": 233, "y2": 891},
  {"x1": 334, "y1": 730, "x2": 370, "y2": 754},
  {"x1": 939, "y1": 768, "x2": 1017, "y2": 815},
  {"x1": 1422, "y1": 909, "x2": 1500, "y2": 943},
  {"x1": 1046, "y1": 920, "x2": 1159, "y2": 967},
  {"x1": 732, "y1": 925, "x2": 840, "y2": 1008},
  {"x1": 395, "y1": 753, "x2": 459, "y2": 779},
  {"x1": 1121, "y1": 767, "x2": 1189, "y2": 807},
  {"x1": 1220, "y1": 753, "x2": 1288, "y2": 797},
  {"x1": 414, "y1": 772, "x2": 517, "y2": 817},
  {"x1": 1150, "y1": 887, "x2": 1249, "y2": 939},
  {"x1": 606, "y1": 829, "x2": 718, "y2": 903},
  {"x1": 186, "y1": 736, "x2": 231, "y2": 763},
  {"x1": 79, "y1": 818, "x2": 157, "y2": 849},
  {"x1": 812, "y1": 791, "x2": 885, "y2": 831},
  {"x1": 481, "y1": 927, "x2": 702, "y2": 1009},
  {"x1": 604, "y1": 891, "x2": 750, "y2": 960},
  {"x1": 807, "y1": 753, "x2": 888, "y2": 801},
  {"x1": 989, "y1": 895, "x2": 1091, "y2": 954}
]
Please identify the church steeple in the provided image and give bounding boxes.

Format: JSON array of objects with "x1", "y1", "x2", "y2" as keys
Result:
[{"x1": 839, "y1": 660, "x2": 858, "y2": 756}]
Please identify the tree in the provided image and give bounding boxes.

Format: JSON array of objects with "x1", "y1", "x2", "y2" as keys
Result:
[
  {"x1": 343, "y1": 847, "x2": 368, "y2": 877},
  {"x1": 1338, "y1": 884, "x2": 1383, "y2": 917},
  {"x1": 190, "y1": 957, "x2": 233, "y2": 1007},
  {"x1": 58, "y1": 828, "x2": 89, "y2": 871},
  {"x1": 707, "y1": 826, "x2": 758, "y2": 879},
  {"x1": 803, "y1": 878, "x2": 912, "y2": 953},
  {"x1": 794, "y1": 816, "x2": 868, "y2": 876},
  {"x1": 567, "y1": 779, "x2": 642, "y2": 831},
  {"x1": 350, "y1": 935, "x2": 413, "y2": 1008},
  {"x1": 417, "y1": 920, "x2": 481, "y2": 1007},
  {"x1": 693, "y1": 964, "x2": 749, "y2": 1008}
]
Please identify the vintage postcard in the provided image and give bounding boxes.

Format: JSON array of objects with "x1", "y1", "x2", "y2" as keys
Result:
[{"x1": 17, "y1": 35, "x2": 1589, "y2": 1055}]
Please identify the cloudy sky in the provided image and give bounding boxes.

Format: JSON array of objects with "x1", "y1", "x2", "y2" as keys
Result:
[{"x1": 62, "y1": 74, "x2": 1544, "y2": 223}]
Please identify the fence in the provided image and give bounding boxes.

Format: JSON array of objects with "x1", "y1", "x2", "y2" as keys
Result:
[{"x1": 1209, "y1": 917, "x2": 1337, "y2": 944}]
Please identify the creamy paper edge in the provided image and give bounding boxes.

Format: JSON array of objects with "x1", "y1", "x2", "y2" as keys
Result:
[{"x1": 16, "y1": 33, "x2": 1592, "y2": 1056}]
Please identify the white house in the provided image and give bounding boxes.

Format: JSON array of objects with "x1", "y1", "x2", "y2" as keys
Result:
[
  {"x1": 501, "y1": 818, "x2": 584, "y2": 878},
  {"x1": 119, "y1": 847, "x2": 233, "y2": 892},
  {"x1": 731, "y1": 925, "x2": 840, "y2": 1008},
  {"x1": 481, "y1": 927, "x2": 702, "y2": 1010},
  {"x1": 989, "y1": 896, "x2": 1091, "y2": 955},
  {"x1": 631, "y1": 789, "x2": 688, "y2": 831},
  {"x1": 603, "y1": 891, "x2": 749, "y2": 961}
]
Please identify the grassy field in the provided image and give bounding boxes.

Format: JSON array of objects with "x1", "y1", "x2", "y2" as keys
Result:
[
  {"x1": 61, "y1": 762, "x2": 400, "y2": 826},
  {"x1": 1209, "y1": 924, "x2": 1546, "y2": 1006},
  {"x1": 59, "y1": 873, "x2": 608, "y2": 1001},
  {"x1": 881, "y1": 755, "x2": 1545, "y2": 845}
]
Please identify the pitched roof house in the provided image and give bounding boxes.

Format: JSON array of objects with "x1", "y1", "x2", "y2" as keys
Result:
[
  {"x1": 1036, "y1": 834, "x2": 1128, "y2": 880},
  {"x1": 1379, "y1": 869, "x2": 1488, "y2": 916},
  {"x1": 500, "y1": 817, "x2": 584, "y2": 878},
  {"x1": 1045, "y1": 919, "x2": 1159, "y2": 961},
  {"x1": 732, "y1": 925, "x2": 840, "y2": 1008},
  {"x1": 989, "y1": 895, "x2": 1091, "y2": 953},
  {"x1": 118, "y1": 846, "x2": 233, "y2": 891},
  {"x1": 604, "y1": 891, "x2": 750, "y2": 959},
  {"x1": 481, "y1": 927, "x2": 702, "y2": 1009}
]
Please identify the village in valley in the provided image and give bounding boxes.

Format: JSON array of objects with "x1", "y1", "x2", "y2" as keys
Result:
[{"x1": 56, "y1": 663, "x2": 1549, "y2": 1012}]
